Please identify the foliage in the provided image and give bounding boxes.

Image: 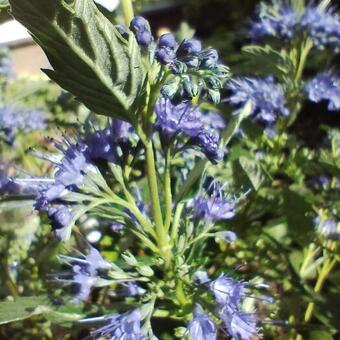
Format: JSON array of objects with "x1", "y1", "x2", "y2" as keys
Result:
[{"x1": 0, "y1": 0, "x2": 339, "y2": 339}]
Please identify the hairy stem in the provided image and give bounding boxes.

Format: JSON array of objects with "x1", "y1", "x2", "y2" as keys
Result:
[
  {"x1": 145, "y1": 142, "x2": 171, "y2": 266},
  {"x1": 164, "y1": 147, "x2": 172, "y2": 232},
  {"x1": 120, "y1": 0, "x2": 134, "y2": 26}
]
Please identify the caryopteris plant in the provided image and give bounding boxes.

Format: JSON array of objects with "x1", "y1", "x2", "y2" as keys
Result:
[{"x1": 2, "y1": 0, "x2": 271, "y2": 338}]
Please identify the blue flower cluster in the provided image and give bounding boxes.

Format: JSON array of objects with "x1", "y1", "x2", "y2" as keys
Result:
[
  {"x1": 155, "y1": 97, "x2": 224, "y2": 163},
  {"x1": 189, "y1": 274, "x2": 260, "y2": 340},
  {"x1": 57, "y1": 246, "x2": 111, "y2": 302},
  {"x1": 193, "y1": 182, "x2": 236, "y2": 222},
  {"x1": 10, "y1": 120, "x2": 135, "y2": 240},
  {"x1": 91, "y1": 310, "x2": 144, "y2": 339},
  {"x1": 249, "y1": 3, "x2": 297, "y2": 41},
  {"x1": 227, "y1": 76, "x2": 289, "y2": 125},
  {"x1": 249, "y1": 1, "x2": 340, "y2": 51},
  {"x1": 0, "y1": 106, "x2": 46, "y2": 144},
  {"x1": 306, "y1": 71, "x2": 340, "y2": 111},
  {"x1": 128, "y1": 16, "x2": 229, "y2": 103},
  {"x1": 301, "y1": 4, "x2": 340, "y2": 51}
]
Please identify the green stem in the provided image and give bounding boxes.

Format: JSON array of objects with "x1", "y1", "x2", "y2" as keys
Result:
[
  {"x1": 171, "y1": 202, "x2": 184, "y2": 242},
  {"x1": 304, "y1": 257, "x2": 337, "y2": 323},
  {"x1": 296, "y1": 242, "x2": 338, "y2": 340},
  {"x1": 120, "y1": 0, "x2": 134, "y2": 26},
  {"x1": 164, "y1": 147, "x2": 172, "y2": 232},
  {"x1": 294, "y1": 40, "x2": 312, "y2": 83},
  {"x1": 176, "y1": 280, "x2": 189, "y2": 306},
  {"x1": 145, "y1": 142, "x2": 171, "y2": 266}
]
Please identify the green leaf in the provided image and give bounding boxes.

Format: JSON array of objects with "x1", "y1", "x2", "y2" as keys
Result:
[
  {"x1": 239, "y1": 156, "x2": 265, "y2": 191},
  {"x1": 0, "y1": 296, "x2": 50, "y2": 325},
  {"x1": 308, "y1": 330, "x2": 333, "y2": 340},
  {"x1": 0, "y1": 296, "x2": 84, "y2": 326},
  {"x1": 9, "y1": 0, "x2": 146, "y2": 123},
  {"x1": 221, "y1": 100, "x2": 252, "y2": 145}
]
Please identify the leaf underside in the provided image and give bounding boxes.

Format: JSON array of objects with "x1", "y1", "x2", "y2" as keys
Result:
[{"x1": 9, "y1": 0, "x2": 146, "y2": 122}]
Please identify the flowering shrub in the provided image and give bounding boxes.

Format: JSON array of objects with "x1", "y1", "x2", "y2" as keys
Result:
[{"x1": 0, "y1": 0, "x2": 339, "y2": 339}]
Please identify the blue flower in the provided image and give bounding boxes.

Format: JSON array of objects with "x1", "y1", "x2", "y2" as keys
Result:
[
  {"x1": 155, "y1": 33, "x2": 177, "y2": 65},
  {"x1": 0, "y1": 106, "x2": 46, "y2": 144},
  {"x1": 47, "y1": 206, "x2": 73, "y2": 240},
  {"x1": 86, "y1": 126, "x2": 116, "y2": 162},
  {"x1": 248, "y1": 1, "x2": 340, "y2": 51},
  {"x1": 209, "y1": 274, "x2": 246, "y2": 307},
  {"x1": 305, "y1": 71, "x2": 340, "y2": 111},
  {"x1": 54, "y1": 141, "x2": 91, "y2": 188},
  {"x1": 314, "y1": 216, "x2": 339, "y2": 240},
  {"x1": 201, "y1": 111, "x2": 226, "y2": 130},
  {"x1": 188, "y1": 305, "x2": 217, "y2": 340},
  {"x1": 58, "y1": 247, "x2": 111, "y2": 302},
  {"x1": 177, "y1": 39, "x2": 202, "y2": 58},
  {"x1": 91, "y1": 310, "x2": 143, "y2": 339},
  {"x1": 192, "y1": 130, "x2": 223, "y2": 164},
  {"x1": 155, "y1": 97, "x2": 224, "y2": 163},
  {"x1": 300, "y1": 5, "x2": 340, "y2": 51},
  {"x1": 219, "y1": 305, "x2": 259, "y2": 340},
  {"x1": 130, "y1": 16, "x2": 153, "y2": 46},
  {"x1": 227, "y1": 76, "x2": 289, "y2": 125},
  {"x1": 33, "y1": 139, "x2": 94, "y2": 210},
  {"x1": 155, "y1": 97, "x2": 204, "y2": 138},
  {"x1": 193, "y1": 183, "x2": 235, "y2": 222},
  {"x1": 123, "y1": 282, "x2": 146, "y2": 297},
  {"x1": 200, "y1": 49, "x2": 219, "y2": 69},
  {"x1": 248, "y1": 2, "x2": 298, "y2": 41}
]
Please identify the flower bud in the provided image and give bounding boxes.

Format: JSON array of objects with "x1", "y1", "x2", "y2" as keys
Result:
[
  {"x1": 176, "y1": 39, "x2": 202, "y2": 59},
  {"x1": 158, "y1": 33, "x2": 177, "y2": 49},
  {"x1": 155, "y1": 47, "x2": 176, "y2": 65},
  {"x1": 130, "y1": 16, "x2": 153, "y2": 46},
  {"x1": 200, "y1": 49, "x2": 219, "y2": 69}
]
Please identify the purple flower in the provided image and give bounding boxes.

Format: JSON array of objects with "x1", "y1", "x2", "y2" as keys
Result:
[
  {"x1": 156, "y1": 33, "x2": 177, "y2": 65},
  {"x1": 47, "y1": 206, "x2": 73, "y2": 240},
  {"x1": 130, "y1": 16, "x2": 153, "y2": 46},
  {"x1": 248, "y1": 1, "x2": 340, "y2": 51},
  {"x1": 155, "y1": 97, "x2": 224, "y2": 163},
  {"x1": 248, "y1": 3, "x2": 298, "y2": 41},
  {"x1": 159, "y1": 33, "x2": 177, "y2": 49},
  {"x1": 155, "y1": 97, "x2": 204, "y2": 138},
  {"x1": 33, "y1": 139, "x2": 93, "y2": 211},
  {"x1": 300, "y1": 5, "x2": 340, "y2": 51},
  {"x1": 58, "y1": 247, "x2": 111, "y2": 302},
  {"x1": 176, "y1": 39, "x2": 203, "y2": 68},
  {"x1": 0, "y1": 106, "x2": 46, "y2": 144},
  {"x1": 201, "y1": 111, "x2": 226, "y2": 130},
  {"x1": 219, "y1": 305, "x2": 259, "y2": 340},
  {"x1": 54, "y1": 141, "x2": 91, "y2": 187},
  {"x1": 188, "y1": 305, "x2": 217, "y2": 340},
  {"x1": 314, "y1": 217, "x2": 339, "y2": 240},
  {"x1": 91, "y1": 310, "x2": 143, "y2": 339},
  {"x1": 193, "y1": 184, "x2": 235, "y2": 222},
  {"x1": 200, "y1": 49, "x2": 219, "y2": 69},
  {"x1": 177, "y1": 39, "x2": 202, "y2": 58},
  {"x1": 227, "y1": 76, "x2": 289, "y2": 125},
  {"x1": 305, "y1": 71, "x2": 340, "y2": 111},
  {"x1": 209, "y1": 274, "x2": 246, "y2": 307},
  {"x1": 86, "y1": 126, "x2": 116, "y2": 162},
  {"x1": 193, "y1": 130, "x2": 223, "y2": 164},
  {"x1": 123, "y1": 282, "x2": 146, "y2": 297}
]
